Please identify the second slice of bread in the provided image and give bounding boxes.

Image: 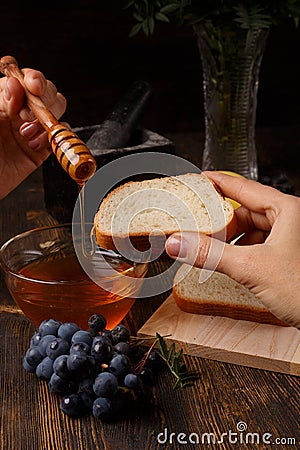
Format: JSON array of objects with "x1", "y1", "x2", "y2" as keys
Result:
[
  {"x1": 173, "y1": 264, "x2": 287, "y2": 326},
  {"x1": 94, "y1": 173, "x2": 237, "y2": 251}
]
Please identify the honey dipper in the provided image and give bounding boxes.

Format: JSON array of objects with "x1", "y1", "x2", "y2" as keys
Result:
[{"x1": 0, "y1": 56, "x2": 97, "y2": 184}]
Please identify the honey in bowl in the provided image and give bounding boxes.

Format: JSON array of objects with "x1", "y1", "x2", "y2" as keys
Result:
[{"x1": 0, "y1": 224, "x2": 147, "y2": 330}]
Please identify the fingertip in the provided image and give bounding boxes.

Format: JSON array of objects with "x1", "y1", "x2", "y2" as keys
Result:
[
  {"x1": 4, "y1": 77, "x2": 25, "y2": 114},
  {"x1": 202, "y1": 170, "x2": 230, "y2": 183},
  {"x1": 57, "y1": 92, "x2": 67, "y2": 114},
  {"x1": 6, "y1": 76, "x2": 20, "y2": 94},
  {"x1": 166, "y1": 232, "x2": 203, "y2": 266},
  {"x1": 23, "y1": 69, "x2": 46, "y2": 95},
  {"x1": 165, "y1": 234, "x2": 186, "y2": 258}
]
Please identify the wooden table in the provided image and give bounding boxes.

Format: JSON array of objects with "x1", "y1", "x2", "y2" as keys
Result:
[{"x1": 1, "y1": 150, "x2": 300, "y2": 450}]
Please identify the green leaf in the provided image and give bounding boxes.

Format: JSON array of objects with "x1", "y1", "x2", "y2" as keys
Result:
[
  {"x1": 155, "y1": 12, "x2": 170, "y2": 23},
  {"x1": 129, "y1": 22, "x2": 143, "y2": 37},
  {"x1": 142, "y1": 19, "x2": 150, "y2": 36},
  {"x1": 125, "y1": 0, "x2": 136, "y2": 9},
  {"x1": 176, "y1": 348, "x2": 183, "y2": 359},
  {"x1": 148, "y1": 16, "x2": 155, "y2": 34},
  {"x1": 133, "y1": 12, "x2": 144, "y2": 22},
  {"x1": 233, "y1": 5, "x2": 272, "y2": 29},
  {"x1": 155, "y1": 333, "x2": 199, "y2": 388},
  {"x1": 160, "y1": 3, "x2": 180, "y2": 14},
  {"x1": 156, "y1": 333, "x2": 167, "y2": 354}
]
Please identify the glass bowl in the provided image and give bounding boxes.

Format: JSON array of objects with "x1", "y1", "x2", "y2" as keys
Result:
[{"x1": 0, "y1": 223, "x2": 148, "y2": 330}]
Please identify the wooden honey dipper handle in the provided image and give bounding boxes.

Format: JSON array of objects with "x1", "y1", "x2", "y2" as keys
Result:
[{"x1": 0, "y1": 56, "x2": 96, "y2": 184}]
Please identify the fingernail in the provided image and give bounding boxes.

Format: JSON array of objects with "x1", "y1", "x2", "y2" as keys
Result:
[
  {"x1": 166, "y1": 236, "x2": 187, "y2": 258},
  {"x1": 20, "y1": 123, "x2": 38, "y2": 139}
]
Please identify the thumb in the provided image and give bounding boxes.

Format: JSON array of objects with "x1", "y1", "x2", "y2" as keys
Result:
[{"x1": 165, "y1": 232, "x2": 254, "y2": 284}]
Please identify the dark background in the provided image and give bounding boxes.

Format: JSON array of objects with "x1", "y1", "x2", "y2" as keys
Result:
[{"x1": 1, "y1": 0, "x2": 300, "y2": 139}]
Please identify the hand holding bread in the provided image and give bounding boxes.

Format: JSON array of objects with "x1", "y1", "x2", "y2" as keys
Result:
[{"x1": 166, "y1": 171, "x2": 300, "y2": 329}]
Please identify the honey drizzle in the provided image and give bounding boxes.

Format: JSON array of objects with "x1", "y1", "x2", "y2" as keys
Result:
[{"x1": 77, "y1": 182, "x2": 96, "y2": 257}]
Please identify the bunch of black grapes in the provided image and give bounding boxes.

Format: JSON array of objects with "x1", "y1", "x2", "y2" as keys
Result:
[{"x1": 23, "y1": 314, "x2": 160, "y2": 420}]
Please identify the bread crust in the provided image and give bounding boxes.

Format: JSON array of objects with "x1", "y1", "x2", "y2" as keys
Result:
[
  {"x1": 94, "y1": 231, "x2": 167, "y2": 253},
  {"x1": 173, "y1": 290, "x2": 288, "y2": 327}
]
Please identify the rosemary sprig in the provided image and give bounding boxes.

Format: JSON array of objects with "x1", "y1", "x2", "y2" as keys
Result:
[
  {"x1": 130, "y1": 333, "x2": 199, "y2": 388},
  {"x1": 155, "y1": 333, "x2": 199, "y2": 388}
]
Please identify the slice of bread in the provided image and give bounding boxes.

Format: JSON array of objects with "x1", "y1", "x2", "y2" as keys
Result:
[
  {"x1": 173, "y1": 264, "x2": 287, "y2": 326},
  {"x1": 94, "y1": 173, "x2": 237, "y2": 252}
]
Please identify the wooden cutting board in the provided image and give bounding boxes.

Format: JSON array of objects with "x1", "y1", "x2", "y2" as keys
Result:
[{"x1": 138, "y1": 295, "x2": 300, "y2": 376}]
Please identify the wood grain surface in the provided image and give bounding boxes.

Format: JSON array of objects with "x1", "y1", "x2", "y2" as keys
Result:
[
  {"x1": 138, "y1": 295, "x2": 300, "y2": 376},
  {"x1": 1, "y1": 304, "x2": 300, "y2": 450}
]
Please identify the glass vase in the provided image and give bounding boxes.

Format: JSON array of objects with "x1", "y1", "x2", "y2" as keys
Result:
[{"x1": 194, "y1": 23, "x2": 269, "y2": 179}]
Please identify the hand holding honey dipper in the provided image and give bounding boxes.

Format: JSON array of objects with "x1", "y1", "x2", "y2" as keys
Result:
[{"x1": 0, "y1": 56, "x2": 96, "y2": 198}]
